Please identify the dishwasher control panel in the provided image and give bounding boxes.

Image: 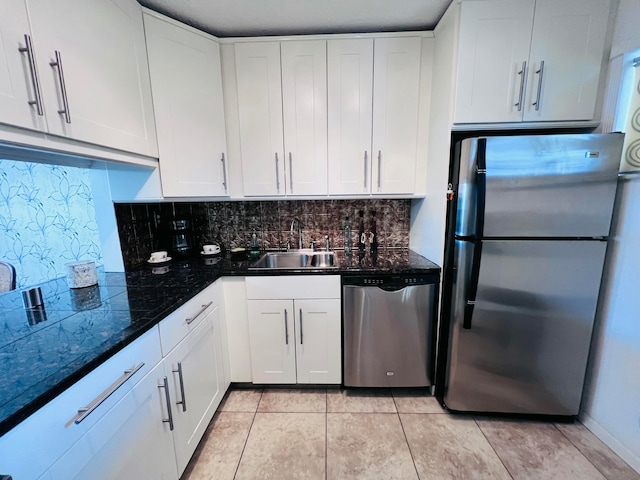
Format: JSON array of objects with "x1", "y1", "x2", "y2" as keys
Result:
[{"x1": 343, "y1": 274, "x2": 439, "y2": 287}]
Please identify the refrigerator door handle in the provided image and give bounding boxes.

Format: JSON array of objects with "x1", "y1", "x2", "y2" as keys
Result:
[
  {"x1": 475, "y1": 138, "x2": 487, "y2": 239},
  {"x1": 463, "y1": 138, "x2": 487, "y2": 330},
  {"x1": 463, "y1": 240, "x2": 483, "y2": 329}
]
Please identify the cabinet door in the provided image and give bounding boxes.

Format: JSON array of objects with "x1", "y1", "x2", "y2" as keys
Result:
[
  {"x1": 165, "y1": 307, "x2": 224, "y2": 475},
  {"x1": 295, "y1": 299, "x2": 342, "y2": 384},
  {"x1": 27, "y1": 0, "x2": 158, "y2": 156},
  {"x1": 144, "y1": 13, "x2": 229, "y2": 197},
  {"x1": 235, "y1": 42, "x2": 285, "y2": 196},
  {"x1": 371, "y1": 37, "x2": 422, "y2": 194},
  {"x1": 454, "y1": 0, "x2": 535, "y2": 124},
  {"x1": 0, "y1": 0, "x2": 47, "y2": 132},
  {"x1": 524, "y1": 0, "x2": 610, "y2": 122},
  {"x1": 281, "y1": 40, "x2": 328, "y2": 195},
  {"x1": 247, "y1": 299, "x2": 297, "y2": 384},
  {"x1": 327, "y1": 38, "x2": 374, "y2": 195},
  {"x1": 0, "y1": 326, "x2": 162, "y2": 480},
  {"x1": 47, "y1": 362, "x2": 177, "y2": 480}
]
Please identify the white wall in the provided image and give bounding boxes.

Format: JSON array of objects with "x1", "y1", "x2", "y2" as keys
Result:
[
  {"x1": 409, "y1": 1, "x2": 458, "y2": 266},
  {"x1": 581, "y1": 0, "x2": 640, "y2": 472}
]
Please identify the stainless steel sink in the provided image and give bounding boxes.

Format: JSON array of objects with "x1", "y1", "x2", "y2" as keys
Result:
[{"x1": 249, "y1": 250, "x2": 337, "y2": 270}]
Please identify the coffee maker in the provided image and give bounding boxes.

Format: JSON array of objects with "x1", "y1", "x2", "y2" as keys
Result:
[{"x1": 170, "y1": 219, "x2": 193, "y2": 257}]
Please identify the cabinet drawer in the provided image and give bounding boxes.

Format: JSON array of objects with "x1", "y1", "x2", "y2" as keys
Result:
[
  {"x1": 158, "y1": 282, "x2": 220, "y2": 355},
  {"x1": 246, "y1": 275, "x2": 340, "y2": 300},
  {"x1": 0, "y1": 326, "x2": 162, "y2": 480}
]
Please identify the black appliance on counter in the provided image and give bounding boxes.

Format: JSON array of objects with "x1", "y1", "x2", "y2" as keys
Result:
[
  {"x1": 436, "y1": 133, "x2": 623, "y2": 417},
  {"x1": 170, "y1": 219, "x2": 193, "y2": 257}
]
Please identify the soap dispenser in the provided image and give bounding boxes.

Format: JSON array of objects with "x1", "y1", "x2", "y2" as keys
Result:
[
  {"x1": 250, "y1": 230, "x2": 260, "y2": 258},
  {"x1": 344, "y1": 216, "x2": 352, "y2": 255}
]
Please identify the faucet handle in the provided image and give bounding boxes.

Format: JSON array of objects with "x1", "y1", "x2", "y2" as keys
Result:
[
  {"x1": 324, "y1": 235, "x2": 331, "y2": 251},
  {"x1": 310, "y1": 241, "x2": 316, "y2": 251}
]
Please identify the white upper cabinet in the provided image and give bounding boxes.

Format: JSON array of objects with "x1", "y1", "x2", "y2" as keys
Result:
[
  {"x1": 371, "y1": 37, "x2": 421, "y2": 194},
  {"x1": 236, "y1": 40, "x2": 328, "y2": 197},
  {"x1": 454, "y1": 0, "x2": 535, "y2": 123},
  {"x1": 524, "y1": 0, "x2": 611, "y2": 122},
  {"x1": 454, "y1": 0, "x2": 611, "y2": 124},
  {"x1": 235, "y1": 42, "x2": 286, "y2": 196},
  {"x1": 144, "y1": 12, "x2": 229, "y2": 197},
  {"x1": 26, "y1": 0, "x2": 158, "y2": 156},
  {"x1": 327, "y1": 37, "x2": 421, "y2": 195},
  {"x1": 281, "y1": 40, "x2": 328, "y2": 196},
  {"x1": 327, "y1": 39, "x2": 374, "y2": 195},
  {"x1": 0, "y1": 0, "x2": 48, "y2": 132}
]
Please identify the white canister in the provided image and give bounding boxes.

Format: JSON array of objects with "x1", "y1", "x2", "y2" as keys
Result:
[{"x1": 66, "y1": 260, "x2": 98, "y2": 289}]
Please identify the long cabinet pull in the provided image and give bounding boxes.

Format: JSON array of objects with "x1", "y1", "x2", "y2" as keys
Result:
[
  {"x1": 284, "y1": 308, "x2": 289, "y2": 345},
  {"x1": 275, "y1": 153, "x2": 280, "y2": 193},
  {"x1": 363, "y1": 151, "x2": 368, "y2": 190},
  {"x1": 18, "y1": 34, "x2": 44, "y2": 116},
  {"x1": 185, "y1": 301, "x2": 213, "y2": 325},
  {"x1": 299, "y1": 308, "x2": 303, "y2": 345},
  {"x1": 532, "y1": 60, "x2": 545, "y2": 111},
  {"x1": 49, "y1": 50, "x2": 71, "y2": 124},
  {"x1": 377, "y1": 151, "x2": 382, "y2": 191},
  {"x1": 221, "y1": 153, "x2": 228, "y2": 193},
  {"x1": 67, "y1": 362, "x2": 145, "y2": 426},
  {"x1": 515, "y1": 61, "x2": 527, "y2": 112},
  {"x1": 159, "y1": 376, "x2": 174, "y2": 431},
  {"x1": 289, "y1": 152, "x2": 293, "y2": 193},
  {"x1": 173, "y1": 362, "x2": 187, "y2": 412}
]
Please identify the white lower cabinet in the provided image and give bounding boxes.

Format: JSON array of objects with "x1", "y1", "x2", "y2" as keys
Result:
[
  {"x1": 164, "y1": 304, "x2": 225, "y2": 475},
  {"x1": 47, "y1": 361, "x2": 177, "y2": 480},
  {"x1": 246, "y1": 276, "x2": 341, "y2": 385},
  {"x1": 1, "y1": 280, "x2": 229, "y2": 480}
]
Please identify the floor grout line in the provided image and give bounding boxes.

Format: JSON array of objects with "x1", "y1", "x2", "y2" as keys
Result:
[
  {"x1": 396, "y1": 408, "x2": 423, "y2": 479},
  {"x1": 232, "y1": 388, "x2": 263, "y2": 480},
  {"x1": 552, "y1": 422, "x2": 618, "y2": 480},
  {"x1": 325, "y1": 389, "x2": 328, "y2": 480},
  {"x1": 473, "y1": 417, "x2": 515, "y2": 480}
]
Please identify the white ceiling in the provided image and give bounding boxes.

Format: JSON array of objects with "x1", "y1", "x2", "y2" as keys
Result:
[{"x1": 138, "y1": 0, "x2": 454, "y2": 38}]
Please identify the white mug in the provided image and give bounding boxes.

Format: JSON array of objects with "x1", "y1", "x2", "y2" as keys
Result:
[
  {"x1": 150, "y1": 251, "x2": 168, "y2": 262},
  {"x1": 203, "y1": 244, "x2": 220, "y2": 254}
]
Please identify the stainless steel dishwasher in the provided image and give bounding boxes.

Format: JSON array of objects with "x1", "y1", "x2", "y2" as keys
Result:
[{"x1": 343, "y1": 273, "x2": 439, "y2": 387}]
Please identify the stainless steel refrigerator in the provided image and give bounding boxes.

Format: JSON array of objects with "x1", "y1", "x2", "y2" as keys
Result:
[{"x1": 436, "y1": 133, "x2": 623, "y2": 417}]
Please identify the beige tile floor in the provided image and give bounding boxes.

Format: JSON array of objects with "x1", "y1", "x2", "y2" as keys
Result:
[{"x1": 181, "y1": 387, "x2": 640, "y2": 480}]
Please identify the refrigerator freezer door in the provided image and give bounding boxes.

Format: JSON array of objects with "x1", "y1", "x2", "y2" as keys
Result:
[
  {"x1": 456, "y1": 134, "x2": 622, "y2": 238},
  {"x1": 443, "y1": 239, "x2": 607, "y2": 416}
]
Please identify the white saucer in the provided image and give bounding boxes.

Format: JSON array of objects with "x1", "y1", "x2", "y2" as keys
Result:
[
  {"x1": 200, "y1": 251, "x2": 220, "y2": 256},
  {"x1": 148, "y1": 257, "x2": 172, "y2": 264}
]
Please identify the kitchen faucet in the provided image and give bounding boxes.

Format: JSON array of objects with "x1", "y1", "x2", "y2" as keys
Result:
[{"x1": 289, "y1": 217, "x2": 303, "y2": 250}]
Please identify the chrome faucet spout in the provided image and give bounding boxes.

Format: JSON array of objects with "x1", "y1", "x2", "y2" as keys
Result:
[{"x1": 290, "y1": 217, "x2": 303, "y2": 249}]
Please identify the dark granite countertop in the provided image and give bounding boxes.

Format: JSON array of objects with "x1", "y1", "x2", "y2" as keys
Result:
[{"x1": 0, "y1": 248, "x2": 439, "y2": 436}]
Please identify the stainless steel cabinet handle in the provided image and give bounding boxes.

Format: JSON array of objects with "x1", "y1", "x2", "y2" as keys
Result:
[
  {"x1": 172, "y1": 362, "x2": 187, "y2": 412},
  {"x1": 515, "y1": 61, "x2": 527, "y2": 112},
  {"x1": 49, "y1": 50, "x2": 71, "y2": 124},
  {"x1": 532, "y1": 61, "x2": 545, "y2": 111},
  {"x1": 364, "y1": 151, "x2": 368, "y2": 189},
  {"x1": 185, "y1": 301, "x2": 213, "y2": 325},
  {"x1": 159, "y1": 376, "x2": 174, "y2": 431},
  {"x1": 289, "y1": 152, "x2": 293, "y2": 193},
  {"x1": 67, "y1": 362, "x2": 145, "y2": 426},
  {"x1": 275, "y1": 153, "x2": 280, "y2": 193},
  {"x1": 221, "y1": 153, "x2": 227, "y2": 193},
  {"x1": 299, "y1": 308, "x2": 303, "y2": 345},
  {"x1": 18, "y1": 34, "x2": 44, "y2": 116},
  {"x1": 284, "y1": 308, "x2": 289, "y2": 345},
  {"x1": 377, "y1": 151, "x2": 382, "y2": 190}
]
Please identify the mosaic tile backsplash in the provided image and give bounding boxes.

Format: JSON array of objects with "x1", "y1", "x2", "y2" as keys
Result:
[
  {"x1": 0, "y1": 160, "x2": 103, "y2": 289},
  {"x1": 114, "y1": 200, "x2": 411, "y2": 269}
]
